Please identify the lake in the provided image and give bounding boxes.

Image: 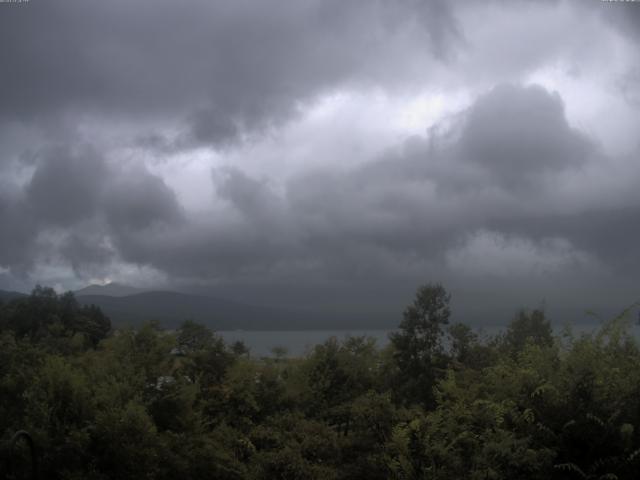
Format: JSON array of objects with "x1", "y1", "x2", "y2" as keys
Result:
[{"x1": 219, "y1": 322, "x2": 640, "y2": 357}]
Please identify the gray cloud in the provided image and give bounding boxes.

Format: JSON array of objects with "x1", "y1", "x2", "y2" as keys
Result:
[
  {"x1": 456, "y1": 84, "x2": 591, "y2": 189},
  {"x1": 3, "y1": 76, "x2": 637, "y2": 319},
  {"x1": 288, "y1": 84, "x2": 592, "y2": 246},
  {"x1": 0, "y1": 145, "x2": 183, "y2": 280},
  {"x1": 26, "y1": 146, "x2": 107, "y2": 226},
  {"x1": 6, "y1": 83, "x2": 633, "y2": 300},
  {"x1": 1, "y1": 0, "x2": 639, "y2": 319},
  {"x1": 71, "y1": 85, "x2": 620, "y2": 290},
  {"x1": 594, "y1": 1, "x2": 640, "y2": 110},
  {"x1": 214, "y1": 167, "x2": 284, "y2": 224},
  {"x1": 0, "y1": 189, "x2": 35, "y2": 275},
  {"x1": 104, "y1": 169, "x2": 184, "y2": 232},
  {"x1": 59, "y1": 233, "x2": 116, "y2": 277},
  {"x1": 0, "y1": 0, "x2": 460, "y2": 148},
  {"x1": 599, "y1": 1, "x2": 640, "y2": 41}
]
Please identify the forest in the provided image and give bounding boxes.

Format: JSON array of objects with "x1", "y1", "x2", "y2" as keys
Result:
[{"x1": 1, "y1": 284, "x2": 640, "y2": 479}]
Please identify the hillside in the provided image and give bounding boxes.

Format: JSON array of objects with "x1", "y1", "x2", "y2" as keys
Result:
[
  {"x1": 0, "y1": 289, "x2": 27, "y2": 303},
  {"x1": 76, "y1": 290, "x2": 326, "y2": 330},
  {"x1": 75, "y1": 282, "x2": 146, "y2": 297},
  {"x1": 1, "y1": 286, "x2": 390, "y2": 330}
]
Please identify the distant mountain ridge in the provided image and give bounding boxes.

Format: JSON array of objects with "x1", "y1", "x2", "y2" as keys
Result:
[
  {"x1": 0, "y1": 289, "x2": 27, "y2": 303},
  {"x1": 75, "y1": 282, "x2": 146, "y2": 297},
  {"x1": 1, "y1": 285, "x2": 384, "y2": 330},
  {"x1": 74, "y1": 290, "x2": 346, "y2": 330},
  {"x1": 5, "y1": 286, "x2": 614, "y2": 331}
]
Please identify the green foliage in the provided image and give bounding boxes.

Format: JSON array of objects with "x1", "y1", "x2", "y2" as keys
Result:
[
  {"x1": 503, "y1": 308, "x2": 553, "y2": 355},
  {"x1": 2, "y1": 284, "x2": 640, "y2": 479},
  {"x1": 177, "y1": 319, "x2": 214, "y2": 352},
  {"x1": 249, "y1": 413, "x2": 340, "y2": 480},
  {"x1": 0, "y1": 286, "x2": 111, "y2": 350},
  {"x1": 389, "y1": 283, "x2": 451, "y2": 407}
]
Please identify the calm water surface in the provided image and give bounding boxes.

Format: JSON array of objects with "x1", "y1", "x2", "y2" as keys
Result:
[{"x1": 219, "y1": 323, "x2": 640, "y2": 357}]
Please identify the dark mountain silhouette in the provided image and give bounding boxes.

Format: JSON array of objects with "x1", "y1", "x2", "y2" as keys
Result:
[
  {"x1": 1, "y1": 287, "x2": 386, "y2": 330},
  {"x1": 75, "y1": 290, "x2": 343, "y2": 330},
  {"x1": 5, "y1": 287, "x2": 617, "y2": 331},
  {"x1": 0, "y1": 289, "x2": 27, "y2": 303},
  {"x1": 75, "y1": 282, "x2": 146, "y2": 297}
]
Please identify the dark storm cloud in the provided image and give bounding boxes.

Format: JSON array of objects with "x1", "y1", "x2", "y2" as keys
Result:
[
  {"x1": 0, "y1": 145, "x2": 183, "y2": 277},
  {"x1": 26, "y1": 146, "x2": 107, "y2": 226},
  {"x1": 0, "y1": 0, "x2": 460, "y2": 147},
  {"x1": 0, "y1": 188, "x2": 36, "y2": 274},
  {"x1": 187, "y1": 110, "x2": 242, "y2": 149},
  {"x1": 59, "y1": 233, "x2": 115, "y2": 276},
  {"x1": 596, "y1": 1, "x2": 640, "y2": 109},
  {"x1": 110, "y1": 167, "x2": 295, "y2": 279},
  {"x1": 599, "y1": 1, "x2": 640, "y2": 41},
  {"x1": 95, "y1": 84, "x2": 625, "y2": 289},
  {"x1": 456, "y1": 84, "x2": 591, "y2": 189},
  {"x1": 23, "y1": 146, "x2": 182, "y2": 230},
  {"x1": 213, "y1": 167, "x2": 283, "y2": 223},
  {"x1": 1, "y1": 0, "x2": 639, "y2": 315},
  {"x1": 0, "y1": 0, "x2": 464, "y2": 291},
  {"x1": 285, "y1": 84, "x2": 595, "y2": 256},
  {"x1": 3, "y1": 80, "x2": 634, "y2": 296},
  {"x1": 104, "y1": 171, "x2": 184, "y2": 231},
  {"x1": 491, "y1": 206, "x2": 640, "y2": 277}
]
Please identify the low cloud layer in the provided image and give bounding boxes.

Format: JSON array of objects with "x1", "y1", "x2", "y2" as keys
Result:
[{"x1": 1, "y1": 0, "x2": 639, "y2": 320}]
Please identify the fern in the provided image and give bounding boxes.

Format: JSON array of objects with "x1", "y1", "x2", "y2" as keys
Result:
[{"x1": 554, "y1": 462, "x2": 587, "y2": 478}]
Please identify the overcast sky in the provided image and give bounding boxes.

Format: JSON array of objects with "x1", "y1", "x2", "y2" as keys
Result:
[{"x1": 1, "y1": 0, "x2": 639, "y2": 321}]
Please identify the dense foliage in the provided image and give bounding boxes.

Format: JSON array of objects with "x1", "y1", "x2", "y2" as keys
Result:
[{"x1": 1, "y1": 284, "x2": 640, "y2": 479}]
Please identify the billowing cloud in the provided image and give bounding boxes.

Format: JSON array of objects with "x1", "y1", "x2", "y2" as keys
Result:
[
  {"x1": 37, "y1": 84, "x2": 626, "y2": 291},
  {"x1": 0, "y1": 146, "x2": 182, "y2": 279},
  {"x1": 1, "y1": 0, "x2": 639, "y2": 321},
  {"x1": 0, "y1": 0, "x2": 459, "y2": 148},
  {"x1": 26, "y1": 146, "x2": 107, "y2": 226}
]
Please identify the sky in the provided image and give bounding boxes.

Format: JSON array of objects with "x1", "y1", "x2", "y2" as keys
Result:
[{"x1": 1, "y1": 0, "x2": 640, "y2": 323}]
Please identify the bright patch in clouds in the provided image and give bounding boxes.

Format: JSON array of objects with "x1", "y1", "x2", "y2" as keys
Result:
[{"x1": 446, "y1": 231, "x2": 602, "y2": 278}]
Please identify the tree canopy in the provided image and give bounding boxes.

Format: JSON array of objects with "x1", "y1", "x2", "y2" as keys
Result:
[{"x1": 1, "y1": 285, "x2": 640, "y2": 479}]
